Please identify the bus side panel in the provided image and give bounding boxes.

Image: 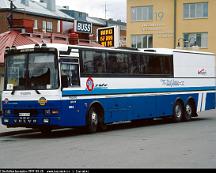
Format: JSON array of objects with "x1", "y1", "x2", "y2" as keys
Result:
[
  {"x1": 100, "y1": 96, "x2": 156, "y2": 123},
  {"x1": 156, "y1": 94, "x2": 176, "y2": 117},
  {"x1": 59, "y1": 99, "x2": 87, "y2": 127},
  {"x1": 129, "y1": 95, "x2": 156, "y2": 120},
  {"x1": 205, "y1": 92, "x2": 216, "y2": 110},
  {"x1": 102, "y1": 97, "x2": 131, "y2": 123}
]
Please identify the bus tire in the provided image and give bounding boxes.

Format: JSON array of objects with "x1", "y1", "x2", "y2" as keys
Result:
[
  {"x1": 87, "y1": 107, "x2": 99, "y2": 133},
  {"x1": 173, "y1": 101, "x2": 184, "y2": 123},
  {"x1": 184, "y1": 100, "x2": 195, "y2": 121}
]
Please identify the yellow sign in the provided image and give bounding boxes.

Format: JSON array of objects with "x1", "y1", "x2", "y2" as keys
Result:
[{"x1": 98, "y1": 27, "x2": 115, "y2": 47}]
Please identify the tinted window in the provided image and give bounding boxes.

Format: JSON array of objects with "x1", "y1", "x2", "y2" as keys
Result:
[
  {"x1": 80, "y1": 49, "x2": 173, "y2": 77},
  {"x1": 140, "y1": 55, "x2": 173, "y2": 75},
  {"x1": 81, "y1": 50, "x2": 106, "y2": 75},
  {"x1": 106, "y1": 52, "x2": 128, "y2": 74},
  {"x1": 129, "y1": 54, "x2": 140, "y2": 74},
  {"x1": 61, "y1": 63, "x2": 80, "y2": 87}
]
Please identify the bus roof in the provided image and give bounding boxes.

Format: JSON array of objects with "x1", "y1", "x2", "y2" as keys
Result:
[
  {"x1": 15, "y1": 44, "x2": 215, "y2": 56},
  {"x1": 140, "y1": 48, "x2": 215, "y2": 55}
]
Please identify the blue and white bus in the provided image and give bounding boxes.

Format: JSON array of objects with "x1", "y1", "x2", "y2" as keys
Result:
[{"x1": 1, "y1": 44, "x2": 216, "y2": 134}]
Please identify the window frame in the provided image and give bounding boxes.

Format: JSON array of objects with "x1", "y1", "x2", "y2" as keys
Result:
[
  {"x1": 183, "y1": 32, "x2": 208, "y2": 48},
  {"x1": 183, "y1": 2, "x2": 208, "y2": 19},
  {"x1": 131, "y1": 35, "x2": 153, "y2": 48},
  {"x1": 131, "y1": 5, "x2": 153, "y2": 22},
  {"x1": 33, "y1": 20, "x2": 38, "y2": 30},
  {"x1": 46, "y1": 21, "x2": 53, "y2": 32},
  {"x1": 80, "y1": 48, "x2": 174, "y2": 78},
  {"x1": 60, "y1": 58, "x2": 81, "y2": 88}
]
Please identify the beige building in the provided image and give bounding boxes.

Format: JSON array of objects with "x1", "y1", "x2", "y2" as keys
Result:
[{"x1": 127, "y1": 0, "x2": 216, "y2": 54}]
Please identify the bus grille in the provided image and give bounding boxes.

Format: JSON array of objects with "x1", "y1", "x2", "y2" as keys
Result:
[{"x1": 13, "y1": 109, "x2": 38, "y2": 116}]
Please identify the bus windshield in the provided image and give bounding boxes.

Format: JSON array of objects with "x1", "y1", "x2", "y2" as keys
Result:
[{"x1": 4, "y1": 52, "x2": 59, "y2": 91}]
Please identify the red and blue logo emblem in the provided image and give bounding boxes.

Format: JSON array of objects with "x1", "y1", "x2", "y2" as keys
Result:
[{"x1": 86, "y1": 77, "x2": 94, "y2": 92}]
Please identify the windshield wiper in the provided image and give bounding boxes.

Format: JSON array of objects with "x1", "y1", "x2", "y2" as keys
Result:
[
  {"x1": 11, "y1": 88, "x2": 41, "y2": 95},
  {"x1": 35, "y1": 89, "x2": 41, "y2": 95},
  {"x1": 11, "y1": 88, "x2": 16, "y2": 95}
]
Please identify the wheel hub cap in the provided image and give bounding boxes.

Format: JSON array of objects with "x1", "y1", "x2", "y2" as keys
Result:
[{"x1": 91, "y1": 112, "x2": 98, "y2": 125}]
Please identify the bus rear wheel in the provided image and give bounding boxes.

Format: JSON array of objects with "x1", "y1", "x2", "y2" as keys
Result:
[
  {"x1": 173, "y1": 101, "x2": 184, "y2": 123},
  {"x1": 183, "y1": 101, "x2": 195, "y2": 121}
]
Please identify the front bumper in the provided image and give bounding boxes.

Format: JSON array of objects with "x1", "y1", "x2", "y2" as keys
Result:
[{"x1": 2, "y1": 116, "x2": 61, "y2": 128}]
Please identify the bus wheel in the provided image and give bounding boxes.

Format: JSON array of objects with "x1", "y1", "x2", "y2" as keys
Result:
[
  {"x1": 173, "y1": 101, "x2": 184, "y2": 122},
  {"x1": 183, "y1": 101, "x2": 195, "y2": 121},
  {"x1": 87, "y1": 107, "x2": 99, "y2": 133}
]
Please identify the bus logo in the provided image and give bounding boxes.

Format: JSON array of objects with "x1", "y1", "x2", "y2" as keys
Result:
[
  {"x1": 198, "y1": 68, "x2": 207, "y2": 75},
  {"x1": 86, "y1": 77, "x2": 94, "y2": 92},
  {"x1": 38, "y1": 97, "x2": 47, "y2": 106}
]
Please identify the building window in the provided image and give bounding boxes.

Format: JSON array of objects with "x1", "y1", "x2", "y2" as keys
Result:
[
  {"x1": 33, "y1": 20, "x2": 38, "y2": 30},
  {"x1": 47, "y1": 21, "x2": 53, "y2": 32},
  {"x1": 42, "y1": 21, "x2": 46, "y2": 32},
  {"x1": 184, "y1": 2, "x2": 208, "y2": 19},
  {"x1": 57, "y1": 20, "x2": 61, "y2": 33},
  {"x1": 131, "y1": 35, "x2": 153, "y2": 48},
  {"x1": 131, "y1": 6, "x2": 153, "y2": 21},
  {"x1": 183, "y1": 32, "x2": 208, "y2": 48}
]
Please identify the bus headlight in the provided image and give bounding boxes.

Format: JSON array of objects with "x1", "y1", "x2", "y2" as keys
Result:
[
  {"x1": 3, "y1": 119, "x2": 9, "y2": 123},
  {"x1": 51, "y1": 110, "x2": 59, "y2": 115},
  {"x1": 44, "y1": 109, "x2": 59, "y2": 115},
  {"x1": 4, "y1": 110, "x2": 12, "y2": 115}
]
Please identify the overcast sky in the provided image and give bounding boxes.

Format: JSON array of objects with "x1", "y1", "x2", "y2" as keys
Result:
[{"x1": 55, "y1": 0, "x2": 126, "y2": 21}]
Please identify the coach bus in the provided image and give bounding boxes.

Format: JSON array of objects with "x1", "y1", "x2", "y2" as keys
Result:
[{"x1": 1, "y1": 44, "x2": 216, "y2": 134}]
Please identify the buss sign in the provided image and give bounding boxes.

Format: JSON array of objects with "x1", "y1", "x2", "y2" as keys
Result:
[{"x1": 75, "y1": 20, "x2": 92, "y2": 33}]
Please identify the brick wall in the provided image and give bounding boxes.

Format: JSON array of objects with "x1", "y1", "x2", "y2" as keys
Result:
[{"x1": 0, "y1": 11, "x2": 61, "y2": 34}]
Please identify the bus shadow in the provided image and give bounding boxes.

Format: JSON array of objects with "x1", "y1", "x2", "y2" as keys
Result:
[
  {"x1": 109, "y1": 117, "x2": 206, "y2": 131},
  {"x1": 0, "y1": 128, "x2": 37, "y2": 137},
  {"x1": 0, "y1": 117, "x2": 211, "y2": 139}
]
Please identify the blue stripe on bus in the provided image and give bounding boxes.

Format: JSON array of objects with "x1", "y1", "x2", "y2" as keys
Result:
[{"x1": 62, "y1": 86, "x2": 216, "y2": 96}]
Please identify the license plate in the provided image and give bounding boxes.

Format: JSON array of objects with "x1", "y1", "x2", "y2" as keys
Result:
[{"x1": 19, "y1": 113, "x2": 30, "y2": 117}]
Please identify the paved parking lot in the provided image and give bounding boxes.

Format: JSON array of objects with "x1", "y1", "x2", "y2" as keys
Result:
[{"x1": 0, "y1": 109, "x2": 216, "y2": 168}]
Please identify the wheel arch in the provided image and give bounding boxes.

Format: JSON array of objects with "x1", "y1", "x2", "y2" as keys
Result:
[
  {"x1": 186, "y1": 96, "x2": 196, "y2": 107},
  {"x1": 174, "y1": 97, "x2": 185, "y2": 108}
]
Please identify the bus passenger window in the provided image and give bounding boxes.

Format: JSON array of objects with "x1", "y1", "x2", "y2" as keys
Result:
[
  {"x1": 107, "y1": 55, "x2": 119, "y2": 73},
  {"x1": 147, "y1": 56, "x2": 161, "y2": 74},
  {"x1": 61, "y1": 63, "x2": 80, "y2": 88},
  {"x1": 94, "y1": 54, "x2": 106, "y2": 73},
  {"x1": 129, "y1": 54, "x2": 140, "y2": 74},
  {"x1": 106, "y1": 53, "x2": 128, "y2": 74}
]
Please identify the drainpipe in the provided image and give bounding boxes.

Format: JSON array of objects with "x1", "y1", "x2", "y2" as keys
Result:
[{"x1": 174, "y1": 0, "x2": 177, "y2": 48}]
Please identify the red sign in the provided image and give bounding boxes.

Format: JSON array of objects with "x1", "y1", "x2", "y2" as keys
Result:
[{"x1": 86, "y1": 77, "x2": 94, "y2": 92}]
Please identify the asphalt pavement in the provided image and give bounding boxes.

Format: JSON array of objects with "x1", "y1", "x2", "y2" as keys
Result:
[{"x1": 0, "y1": 110, "x2": 216, "y2": 168}]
